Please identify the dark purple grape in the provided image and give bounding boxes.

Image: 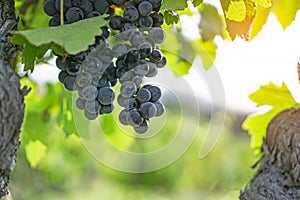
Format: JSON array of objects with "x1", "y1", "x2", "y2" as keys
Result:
[
  {"x1": 123, "y1": 6, "x2": 139, "y2": 22},
  {"x1": 93, "y1": 0, "x2": 109, "y2": 14},
  {"x1": 44, "y1": 0, "x2": 58, "y2": 16},
  {"x1": 148, "y1": 85, "x2": 161, "y2": 102},
  {"x1": 76, "y1": 98, "x2": 86, "y2": 110},
  {"x1": 138, "y1": 16, "x2": 153, "y2": 28},
  {"x1": 134, "y1": 119, "x2": 148, "y2": 133},
  {"x1": 138, "y1": 1, "x2": 153, "y2": 16},
  {"x1": 109, "y1": 16, "x2": 124, "y2": 30},
  {"x1": 139, "y1": 102, "x2": 157, "y2": 119},
  {"x1": 100, "y1": 103, "x2": 114, "y2": 114},
  {"x1": 136, "y1": 88, "x2": 151, "y2": 103},
  {"x1": 65, "y1": 7, "x2": 84, "y2": 23},
  {"x1": 151, "y1": 12, "x2": 164, "y2": 27}
]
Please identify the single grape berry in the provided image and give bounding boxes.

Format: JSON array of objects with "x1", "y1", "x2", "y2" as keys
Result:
[
  {"x1": 120, "y1": 81, "x2": 137, "y2": 98},
  {"x1": 66, "y1": 62, "x2": 81, "y2": 75},
  {"x1": 93, "y1": 0, "x2": 109, "y2": 14},
  {"x1": 149, "y1": 28, "x2": 166, "y2": 44},
  {"x1": 85, "y1": 100, "x2": 101, "y2": 113},
  {"x1": 124, "y1": 49, "x2": 140, "y2": 65},
  {"x1": 58, "y1": 71, "x2": 68, "y2": 83},
  {"x1": 44, "y1": 0, "x2": 58, "y2": 16},
  {"x1": 138, "y1": 42, "x2": 152, "y2": 58},
  {"x1": 117, "y1": 94, "x2": 127, "y2": 107},
  {"x1": 151, "y1": 12, "x2": 164, "y2": 27},
  {"x1": 138, "y1": 16, "x2": 154, "y2": 28},
  {"x1": 119, "y1": 109, "x2": 129, "y2": 125},
  {"x1": 84, "y1": 109, "x2": 99, "y2": 120},
  {"x1": 139, "y1": 102, "x2": 157, "y2": 119},
  {"x1": 145, "y1": 62, "x2": 158, "y2": 77},
  {"x1": 76, "y1": 98, "x2": 86, "y2": 110},
  {"x1": 100, "y1": 103, "x2": 114, "y2": 114},
  {"x1": 80, "y1": 85, "x2": 98, "y2": 100},
  {"x1": 66, "y1": 7, "x2": 84, "y2": 23},
  {"x1": 136, "y1": 88, "x2": 151, "y2": 103},
  {"x1": 149, "y1": 49, "x2": 163, "y2": 63},
  {"x1": 63, "y1": 75, "x2": 77, "y2": 91},
  {"x1": 82, "y1": 56, "x2": 105, "y2": 73},
  {"x1": 132, "y1": 76, "x2": 143, "y2": 87},
  {"x1": 76, "y1": 71, "x2": 93, "y2": 87},
  {"x1": 138, "y1": 1, "x2": 153, "y2": 16},
  {"x1": 148, "y1": 85, "x2": 161, "y2": 102},
  {"x1": 109, "y1": 16, "x2": 124, "y2": 30},
  {"x1": 135, "y1": 60, "x2": 150, "y2": 76},
  {"x1": 156, "y1": 56, "x2": 166, "y2": 68},
  {"x1": 153, "y1": 101, "x2": 164, "y2": 116},
  {"x1": 97, "y1": 87, "x2": 115, "y2": 105},
  {"x1": 123, "y1": 6, "x2": 139, "y2": 23},
  {"x1": 134, "y1": 119, "x2": 148, "y2": 134},
  {"x1": 56, "y1": 56, "x2": 69, "y2": 70}
]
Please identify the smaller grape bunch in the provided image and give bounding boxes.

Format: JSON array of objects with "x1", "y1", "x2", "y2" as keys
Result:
[{"x1": 44, "y1": 0, "x2": 167, "y2": 134}]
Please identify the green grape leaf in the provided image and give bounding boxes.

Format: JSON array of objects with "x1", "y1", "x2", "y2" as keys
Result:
[
  {"x1": 161, "y1": 0, "x2": 188, "y2": 10},
  {"x1": 164, "y1": 10, "x2": 180, "y2": 25},
  {"x1": 10, "y1": 16, "x2": 107, "y2": 71},
  {"x1": 25, "y1": 140, "x2": 47, "y2": 168},
  {"x1": 221, "y1": 0, "x2": 256, "y2": 40},
  {"x1": 251, "y1": 0, "x2": 272, "y2": 8},
  {"x1": 191, "y1": 0, "x2": 203, "y2": 7},
  {"x1": 250, "y1": 5, "x2": 271, "y2": 39},
  {"x1": 198, "y1": 3, "x2": 224, "y2": 41},
  {"x1": 242, "y1": 82, "x2": 299, "y2": 154},
  {"x1": 272, "y1": 0, "x2": 300, "y2": 29}
]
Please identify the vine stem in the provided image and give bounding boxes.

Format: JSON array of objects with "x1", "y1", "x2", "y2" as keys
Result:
[{"x1": 60, "y1": 0, "x2": 64, "y2": 25}]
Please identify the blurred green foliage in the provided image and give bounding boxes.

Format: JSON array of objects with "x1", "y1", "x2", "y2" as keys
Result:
[{"x1": 11, "y1": 79, "x2": 256, "y2": 200}]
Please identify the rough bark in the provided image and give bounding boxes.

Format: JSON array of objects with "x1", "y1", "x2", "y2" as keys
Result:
[
  {"x1": 0, "y1": 0, "x2": 29, "y2": 198},
  {"x1": 240, "y1": 108, "x2": 300, "y2": 200}
]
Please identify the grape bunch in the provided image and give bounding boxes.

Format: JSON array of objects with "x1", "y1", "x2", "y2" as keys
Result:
[{"x1": 44, "y1": 0, "x2": 167, "y2": 133}]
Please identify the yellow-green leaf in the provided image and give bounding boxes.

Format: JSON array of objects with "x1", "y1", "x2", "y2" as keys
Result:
[
  {"x1": 250, "y1": 5, "x2": 271, "y2": 39},
  {"x1": 243, "y1": 82, "x2": 299, "y2": 155},
  {"x1": 225, "y1": 0, "x2": 246, "y2": 22},
  {"x1": 249, "y1": 82, "x2": 297, "y2": 107},
  {"x1": 251, "y1": 0, "x2": 272, "y2": 8},
  {"x1": 25, "y1": 140, "x2": 47, "y2": 168},
  {"x1": 272, "y1": 0, "x2": 300, "y2": 29}
]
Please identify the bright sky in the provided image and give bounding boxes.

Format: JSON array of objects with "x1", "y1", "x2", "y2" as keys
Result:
[{"x1": 30, "y1": 3, "x2": 300, "y2": 114}]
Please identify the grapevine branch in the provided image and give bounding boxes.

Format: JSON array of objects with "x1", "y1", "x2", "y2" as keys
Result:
[{"x1": 0, "y1": 0, "x2": 30, "y2": 198}]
